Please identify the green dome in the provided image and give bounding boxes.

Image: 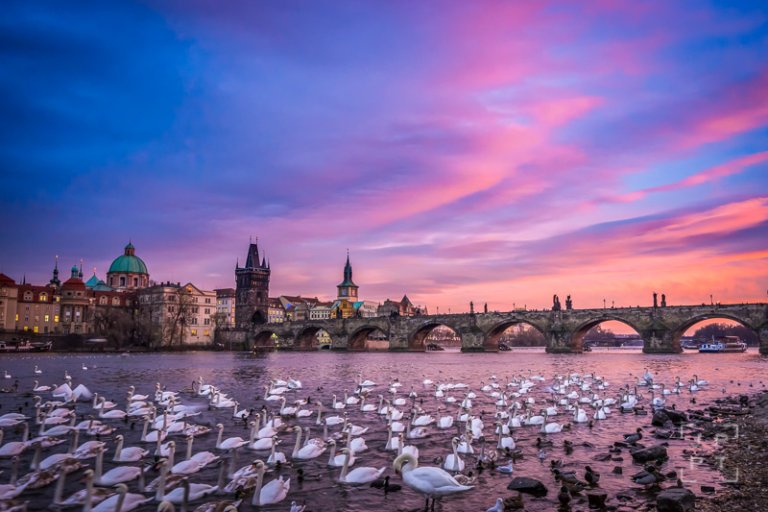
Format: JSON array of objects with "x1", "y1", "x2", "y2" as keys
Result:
[
  {"x1": 108, "y1": 242, "x2": 148, "y2": 275},
  {"x1": 108, "y1": 255, "x2": 148, "y2": 274}
]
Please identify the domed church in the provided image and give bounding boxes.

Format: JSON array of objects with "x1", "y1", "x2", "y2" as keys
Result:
[{"x1": 106, "y1": 242, "x2": 149, "y2": 290}]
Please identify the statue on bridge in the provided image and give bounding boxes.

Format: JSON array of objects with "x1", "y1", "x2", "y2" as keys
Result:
[
  {"x1": 552, "y1": 294, "x2": 562, "y2": 311},
  {"x1": 653, "y1": 292, "x2": 658, "y2": 308},
  {"x1": 484, "y1": 303, "x2": 488, "y2": 314},
  {"x1": 661, "y1": 294, "x2": 666, "y2": 307},
  {"x1": 565, "y1": 295, "x2": 573, "y2": 310}
]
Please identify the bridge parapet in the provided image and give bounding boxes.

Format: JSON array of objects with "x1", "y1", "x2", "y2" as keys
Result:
[{"x1": 226, "y1": 302, "x2": 768, "y2": 354}]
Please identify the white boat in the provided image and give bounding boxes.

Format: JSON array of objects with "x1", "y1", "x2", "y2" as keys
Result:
[{"x1": 698, "y1": 336, "x2": 747, "y2": 353}]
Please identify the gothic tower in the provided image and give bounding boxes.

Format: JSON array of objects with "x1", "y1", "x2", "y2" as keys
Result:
[
  {"x1": 235, "y1": 242, "x2": 271, "y2": 328},
  {"x1": 336, "y1": 251, "x2": 359, "y2": 303}
]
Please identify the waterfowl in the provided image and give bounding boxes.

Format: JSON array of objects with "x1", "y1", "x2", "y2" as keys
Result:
[
  {"x1": 585, "y1": 465, "x2": 600, "y2": 486},
  {"x1": 250, "y1": 461, "x2": 289, "y2": 506},
  {"x1": 0, "y1": 424, "x2": 29, "y2": 458},
  {"x1": 113, "y1": 434, "x2": 149, "y2": 462},
  {"x1": 443, "y1": 437, "x2": 465, "y2": 472},
  {"x1": 53, "y1": 467, "x2": 114, "y2": 508},
  {"x1": 94, "y1": 445, "x2": 142, "y2": 485},
  {"x1": 623, "y1": 427, "x2": 643, "y2": 444},
  {"x1": 338, "y1": 448, "x2": 385, "y2": 484},
  {"x1": 291, "y1": 426, "x2": 325, "y2": 459},
  {"x1": 215, "y1": 423, "x2": 247, "y2": 450},
  {"x1": 89, "y1": 483, "x2": 151, "y2": 512},
  {"x1": 393, "y1": 453, "x2": 473, "y2": 511}
]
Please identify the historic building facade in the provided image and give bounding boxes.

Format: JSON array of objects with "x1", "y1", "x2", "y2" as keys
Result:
[
  {"x1": 215, "y1": 288, "x2": 236, "y2": 328},
  {"x1": 138, "y1": 281, "x2": 216, "y2": 346},
  {"x1": 0, "y1": 273, "x2": 18, "y2": 331},
  {"x1": 107, "y1": 242, "x2": 149, "y2": 290},
  {"x1": 235, "y1": 242, "x2": 271, "y2": 328}
]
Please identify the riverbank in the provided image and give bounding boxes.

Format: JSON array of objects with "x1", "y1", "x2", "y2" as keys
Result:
[{"x1": 697, "y1": 391, "x2": 768, "y2": 511}]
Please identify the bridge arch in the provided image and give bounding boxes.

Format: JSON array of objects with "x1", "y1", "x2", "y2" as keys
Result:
[
  {"x1": 295, "y1": 325, "x2": 336, "y2": 350},
  {"x1": 570, "y1": 316, "x2": 645, "y2": 352},
  {"x1": 409, "y1": 321, "x2": 462, "y2": 351},
  {"x1": 348, "y1": 325, "x2": 389, "y2": 351},
  {"x1": 251, "y1": 329, "x2": 280, "y2": 350},
  {"x1": 484, "y1": 320, "x2": 548, "y2": 351},
  {"x1": 670, "y1": 313, "x2": 760, "y2": 350}
]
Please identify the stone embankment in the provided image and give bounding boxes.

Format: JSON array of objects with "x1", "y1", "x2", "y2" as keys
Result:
[{"x1": 698, "y1": 391, "x2": 768, "y2": 512}]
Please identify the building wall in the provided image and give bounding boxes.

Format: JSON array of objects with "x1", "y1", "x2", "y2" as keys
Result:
[
  {"x1": 0, "y1": 282, "x2": 18, "y2": 332},
  {"x1": 16, "y1": 285, "x2": 59, "y2": 334}
]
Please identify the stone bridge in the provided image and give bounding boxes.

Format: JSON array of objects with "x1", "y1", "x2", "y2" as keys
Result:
[{"x1": 237, "y1": 302, "x2": 768, "y2": 354}]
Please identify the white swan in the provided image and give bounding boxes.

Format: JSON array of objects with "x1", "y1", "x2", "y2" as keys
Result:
[
  {"x1": 113, "y1": 434, "x2": 148, "y2": 462},
  {"x1": 53, "y1": 467, "x2": 114, "y2": 508},
  {"x1": 327, "y1": 439, "x2": 356, "y2": 467},
  {"x1": 94, "y1": 446, "x2": 142, "y2": 485},
  {"x1": 394, "y1": 453, "x2": 472, "y2": 510},
  {"x1": 251, "y1": 461, "x2": 290, "y2": 506},
  {"x1": 0, "y1": 423, "x2": 29, "y2": 458},
  {"x1": 267, "y1": 436, "x2": 287, "y2": 465},
  {"x1": 215, "y1": 423, "x2": 247, "y2": 450},
  {"x1": 540, "y1": 412, "x2": 563, "y2": 434},
  {"x1": 165, "y1": 440, "x2": 204, "y2": 476},
  {"x1": 154, "y1": 460, "x2": 218, "y2": 504},
  {"x1": 32, "y1": 380, "x2": 51, "y2": 392},
  {"x1": 443, "y1": 437, "x2": 464, "y2": 472},
  {"x1": 338, "y1": 448, "x2": 384, "y2": 484},
  {"x1": 89, "y1": 483, "x2": 151, "y2": 512},
  {"x1": 291, "y1": 426, "x2": 325, "y2": 460}
]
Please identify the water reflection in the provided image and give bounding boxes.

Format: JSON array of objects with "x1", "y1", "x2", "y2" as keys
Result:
[{"x1": 0, "y1": 349, "x2": 764, "y2": 511}]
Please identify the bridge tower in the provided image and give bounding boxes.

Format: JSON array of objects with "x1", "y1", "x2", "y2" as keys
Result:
[{"x1": 235, "y1": 242, "x2": 270, "y2": 328}]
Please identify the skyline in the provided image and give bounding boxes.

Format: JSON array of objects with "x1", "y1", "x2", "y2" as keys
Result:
[{"x1": 1, "y1": 1, "x2": 767, "y2": 314}]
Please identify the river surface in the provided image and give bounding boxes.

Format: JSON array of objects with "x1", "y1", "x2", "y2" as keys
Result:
[{"x1": 1, "y1": 349, "x2": 765, "y2": 511}]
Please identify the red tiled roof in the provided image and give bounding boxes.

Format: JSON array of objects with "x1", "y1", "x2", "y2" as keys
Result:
[
  {"x1": 61, "y1": 277, "x2": 86, "y2": 291},
  {"x1": 0, "y1": 273, "x2": 16, "y2": 287},
  {"x1": 17, "y1": 284, "x2": 56, "y2": 302}
]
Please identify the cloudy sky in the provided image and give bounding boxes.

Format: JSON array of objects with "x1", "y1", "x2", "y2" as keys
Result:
[{"x1": 1, "y1": 0, "x2": 766, "y2": 313}]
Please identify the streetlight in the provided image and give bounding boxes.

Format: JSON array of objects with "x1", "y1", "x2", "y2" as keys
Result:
[
  {"x1": 603, "y1": 298, "x2": 606, "y2": 309},
  {"x1": 710, "y1": 294, "x2": 713, "y2": 306}
]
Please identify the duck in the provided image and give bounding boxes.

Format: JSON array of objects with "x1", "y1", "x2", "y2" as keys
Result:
[
  {"x1": 393, "y1": 453, "x2": 473, "y2": 511},
  {"x1": 585, "y1": 465, "x2": 600, "y2": 486},
  {"x1": 338, "y1": 448, "x2": 385, "y2": 484},
  {"x1": 623, "y1": 427, "x2": 643, "y2": 444}
]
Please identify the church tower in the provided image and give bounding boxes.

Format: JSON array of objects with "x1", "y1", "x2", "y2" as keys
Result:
[
  {"x1": 235, "y1": 242, "x2": 271, "y2": 328},
  {"x1": 336, "y1": 251, "x2": 359, "y2": 303}
]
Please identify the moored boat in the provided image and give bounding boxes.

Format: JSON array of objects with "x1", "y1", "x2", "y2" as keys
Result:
[{"x1": 698, "y1": 336, "x2": 747, "y2": 353}]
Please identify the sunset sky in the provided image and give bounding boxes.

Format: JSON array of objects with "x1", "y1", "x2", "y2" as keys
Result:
[{"x1": 1, "y1": 0, "x2": 767, "y2": 315}]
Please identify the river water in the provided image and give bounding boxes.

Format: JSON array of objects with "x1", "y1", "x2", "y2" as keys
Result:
[{"x1": 1, "y1": 349, "x2": 765, "y2": 511}]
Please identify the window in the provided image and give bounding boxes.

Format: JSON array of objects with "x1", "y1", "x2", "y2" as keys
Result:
[
  {"x1": 24, "y1": 291, "x2": 32, "y2": 301},
  {"x1": 111, "y1": 277, "x2": 115, "y2": 286},
  {"x1": 54, "y1": 315, "x2": 59, "y2": 323},
  {"x1": 23, "y1": 325, "x2": 28, "y2": 331},
  {"x1": 33, "y1": 326, "x2": 38, "y2": 333},
  {"x1": 99, "y1": 296, "x2": 108, "y2": 305},
  {"x1": 191, "y1": 329, "x2": 197, "y2": 336},
  {"x1": 112, "y1": 297, "x2": 120, "y2": 306},
  {"x1": 133, "y1": 278, "x2": 138, "y2": 287},
  {"x1": 76, "y1": 292, "x2": 82, "y2": 297},
  {"x1": 120, "y1": 277, "x2": 126, "y2": 287},
  {"x1": 204, "y1": 330, "x2": 210, "y2": 336},
  {"x1": 205, "y1": 298, "x2": 211, "y2": 304},
  {"x1": 39, "y1": 292, "x2": 47, "y2": 302},
  {"x1": 204, "y1": 308, "x2": 210, "y2": 314},
  {"x1": 204, "y1": 318, "x2": 210, "y2": 325},
  {"x1": 44, "y1": 314, "x2": 49, "y2": 322}
]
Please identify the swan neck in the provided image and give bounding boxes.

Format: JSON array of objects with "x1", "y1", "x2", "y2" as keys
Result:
[
  {"x1": 83, "y1": 473, "x2": 93, "y2": 512},
  {"x1": 292, "y1": 429, "x2": 302, "y2": 457},
  {"x1": 114, "y1": 437, "x2": 124, "y2": 460},
  {"x1": 95, "y1": 447, "x2": 103, "y2": 480},
  {"x1": 251, "y1": 466, "x2": 265, "y2": 506}
]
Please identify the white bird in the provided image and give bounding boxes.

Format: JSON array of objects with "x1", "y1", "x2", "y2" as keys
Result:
[
  {"x1": 327, "y1": 439, "x2": 355, "y2": 467},
  {"x1": 113, "y1": 434, "x2": 148, "y2": 462},
  {"x1": 215, "y1": 423, "x2": 247, "y2": 450},
  {"x1": 251, "y1": 461, "x2": 290, "y2": 506},
  {"x1": 0, "y1": 424, "x2": 29, "y2": 458},
  {"x1": 94, "y1": 446, "x2": 142, "y2": 485},
  {"x1": 154, "y1": 461, "x2": 218, "y2": 504},
  {"x1": 394, "y1": 453, "x2": 473, "y2": 510},
  {"x1": 34, "y1": 365, "x2": 43, "y2": 374},
  {"x1": 32, "y1": 380, "x2": 51, "y2": 392},
  {"x1": 52, "y1": 467, "x2": 114, "y2": 508},
  {"x1": 338, "y1": 448, "x2": 385, "y2": 486},
  {"x1": 443, "y1": 437, "x2": 465, "y2": 472},
  {"x1": 89, "y1": 483, "x2": 151, "y2": 512},
  {"x1": 291, "y1": 426, "x2": 325, "y2": 459}
]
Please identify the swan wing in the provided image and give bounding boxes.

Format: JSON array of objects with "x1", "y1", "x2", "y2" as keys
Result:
[{"x1": 407, "y1": 466, "x2": 467, "y2": 492}]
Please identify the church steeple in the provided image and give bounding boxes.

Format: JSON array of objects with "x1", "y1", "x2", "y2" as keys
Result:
[
  {"x1": 50, "y1": 255, "x2": 61, "y2": 287},
  {"x1": 337, "y1": 250, "x2": 359, "y2": 303}
]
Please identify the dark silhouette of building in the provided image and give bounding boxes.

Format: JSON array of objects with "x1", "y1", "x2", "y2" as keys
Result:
[{"x1": 235, "y1": 242, "x2": 271, "y2": 328}]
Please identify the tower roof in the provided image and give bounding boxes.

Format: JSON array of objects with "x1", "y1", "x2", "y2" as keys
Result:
[
  {"x1": 337, "y1": 252, "x2": 357, "y2": 287},
  {"x1": 242, "y1": 242, "x2": 268, "y2": 270}
]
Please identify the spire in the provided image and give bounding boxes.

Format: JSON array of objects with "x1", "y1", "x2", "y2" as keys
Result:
[
  {"x1": 78, "y1": 259, "x2": 83, "y2": 279},
  {"x1": 261, "y1": 256, "x2": 266, "y2": 268},
  {"x1": 244, "y1": 242, "x2": 260, "y2": 268},
  {"x1": 22, "y1": 274, "x2": 26, "y2": 285},
  {"x1": 50, "y1": 255, "x2": 61, "y2": 287},
  {"x1": 344, "y1": 251, "x2": 353, "y2": 282}
]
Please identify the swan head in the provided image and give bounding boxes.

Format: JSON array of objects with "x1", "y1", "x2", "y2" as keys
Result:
[
  {"x1": 216, "y1": 423, "x2": 224, "y2": 431},
  {"x1": 393, "y1": 453, "x2": 417, "y2": 474},
  {"x1": 327, "y1": 439, "x2": 336, "y2": 446},
  {"x1": 113, "y1": 483, "x2": 128, "y2": 493},
  {"x1": 293, "y1": 425, "x2": 302, "y2": 433},
  {"x1": 115, "y1": 434, "x2": 124, "y2": 441}
]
